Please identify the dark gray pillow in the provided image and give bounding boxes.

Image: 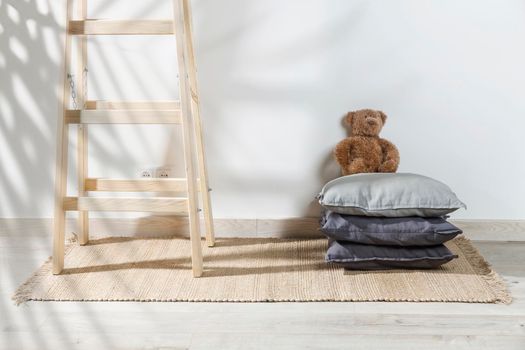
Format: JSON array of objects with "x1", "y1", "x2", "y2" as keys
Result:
[
  {"x1": 318, "y1": 173, "x2": 466, "y2": 217},
  {"x1": 326, "y1": 240, "x2": 458, "y2": 270},
  {"x1": 320, "y1": 211, "x2": 462, "y2": 246}
]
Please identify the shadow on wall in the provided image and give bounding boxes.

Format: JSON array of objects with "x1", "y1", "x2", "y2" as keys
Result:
[
  {"x1": 0, "y1": 2, "x2": 69, "y2": 348},
  {"x1": 303, "y1": 113, "x2": 351, "y2": 216},
  {"x1": 0, "y1": 0, "x2": 59, "y2": 218},
  {"x1": 0, "y1": 0, "x2": 180, "y2": 220},
  {"x1": 0, "y1": 1, "x2": 168, "y2": 349},
  {"x1": 194, "y1": 0, "x2": 367, "y2": 217}
]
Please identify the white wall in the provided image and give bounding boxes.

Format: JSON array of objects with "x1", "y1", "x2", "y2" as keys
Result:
[{"x1": 1, "y1": 0, "x2": 525, "y2": 220}]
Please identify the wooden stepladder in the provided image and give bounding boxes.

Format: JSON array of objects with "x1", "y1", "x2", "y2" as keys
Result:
[{"x1": 52, "y1": 0, "x2": 215, "y2": 277}]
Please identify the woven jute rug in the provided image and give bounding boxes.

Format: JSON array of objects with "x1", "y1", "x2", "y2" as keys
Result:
[{"x1": 13, "y1": 236, "x2": 511, "y2": 304}]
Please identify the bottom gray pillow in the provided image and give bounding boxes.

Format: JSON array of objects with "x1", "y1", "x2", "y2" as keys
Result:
[
  {"x1": 326, "y1": 240, "x2": 458, "y2": 270},
  {"x1": 320, "y1": 211, "x2": 462, "y2": 246}
]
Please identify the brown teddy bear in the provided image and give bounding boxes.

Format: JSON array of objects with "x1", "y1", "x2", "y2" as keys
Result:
[{"x1": 334, "y1": 109, "x2": 400, "y2": 176}]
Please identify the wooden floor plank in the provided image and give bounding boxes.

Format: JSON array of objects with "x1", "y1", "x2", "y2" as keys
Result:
[
  {"x1": 31, "y1": 311, "x2": 524, "y2": 336},
  {"x1": 190, "y1": 334, "x2": 525, "y2": 350}
]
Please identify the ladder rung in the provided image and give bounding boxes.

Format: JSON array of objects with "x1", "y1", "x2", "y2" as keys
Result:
[
  {"x1": 85, "y1": 178, "x2": 197, "y2": 192},
  {"x1": 65, "y1": 110, "x2": 182, "y2": 124},
  {"x1": 69, "y1": 20, "x2": 174, "y2": 35},
  {"x1": 64, "y1": 197, "x2": 189, "y2": 213},
  {"x1": 86, "y1": 100, "x2": 181, "y2": 110}
]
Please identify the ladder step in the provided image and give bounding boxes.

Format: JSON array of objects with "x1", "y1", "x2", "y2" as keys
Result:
[
  {"x1": 64, "y1": 197, "x2": 189, "y2": 213},
  {"x1": 69, "y1": 20, "x2": 174, "y2": 35},
  {"x1": 85, "y1": 178, "x2": 199, "y2": 192},
  {"x1": 65, "y1": 110, "x2": 182, "y2": 124},
  {"x1": 86, "y1": 100, "x2": 180, "y2": 110}
]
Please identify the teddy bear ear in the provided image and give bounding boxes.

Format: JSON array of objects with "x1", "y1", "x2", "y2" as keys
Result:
[
  {"x1": 378, "y1": 111, "x2": 387, "y2": 124},
  {"x1": 345, "y1": 112, "x2": 355, "y2": 126}
]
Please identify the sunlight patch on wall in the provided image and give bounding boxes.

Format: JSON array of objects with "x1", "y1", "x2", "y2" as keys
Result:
[
  {"x1": 21, "y1": 135, "x2": 38, "y2": 164},
  {"x1": 0, "y1": 52, "x2": 5, "y2": 69},
  {"x1": 25, "y1": 18, "x2": 38, "y2": 40},
  {"x1": 8, "y1": 37, "x2": 29, "y2": 64},
  {"x1": 0, "y1": 95, "x2": 15, "y2": 130},
  {"x1": 41, "y1": 26, "x2": 61, "y2": 65},
  {"x1": 6, "y1": 4, "x2": 20, "y2": 24},
  {"x1": 0, "y1": 136, "x2": 30, "y2": 208},
  {"x1": 35, "y1": 0, "x2": 50, "y2": 16},
  {"x1": 11, "y1": 74, "x2": 52, "y2": 139}
]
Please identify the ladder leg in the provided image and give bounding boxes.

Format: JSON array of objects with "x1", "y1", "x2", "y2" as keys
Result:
[
  {"x1": 183, "y1": 0, "x2": 215, "y2": 247},
  {"x1": 78, "y1": 126, "x2": 89, "y2": 245},
  {"x1": 173, "y1": 0, "x2": 203, "y2": 277},
  {"x1": 77, "y1": 0, "x2": 89, "y2": 246},
  {"x1": 53, "y1": 0, "x2": 73, "y2": 275},
  {"x1": 53, "y1": 125, "x2": 69, "y2": 274}
]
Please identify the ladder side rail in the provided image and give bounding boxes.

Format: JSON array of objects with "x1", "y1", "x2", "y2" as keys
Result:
[
  {"x1": 53, "y1": 0, "x2": 74, "y2": 274},
  {"x1": 173, "y1": 0, "x2": 204, "y2": 277},
  {"x1": 77, "y1": 0, "x2": 89, "y2": 245},
  {"x1": 182, "y1": 0, "x2": 215, "y2": 247}
]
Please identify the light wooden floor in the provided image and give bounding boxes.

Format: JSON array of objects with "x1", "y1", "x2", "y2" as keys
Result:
[{"x1": 1, "y1": 224, "x2": 524, "y2": 350}]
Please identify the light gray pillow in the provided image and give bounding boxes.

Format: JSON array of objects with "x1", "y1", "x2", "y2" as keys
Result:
[
  {"x1": 320, "y1": 211, "x2": 462, "y2": 246},
  {"x1": 326, "y1": 239, "x2": 458, "y2": 270},
  {"x1": 318, "y1": 173, "x2": 466, "y2": 217}
]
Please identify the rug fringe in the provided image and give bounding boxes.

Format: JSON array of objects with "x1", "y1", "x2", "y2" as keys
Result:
[
  {"x1": 453, "y1": 236, "x2": 512, "y2": 304},
  {"x1": 12, "y1": 256, "x2": 52, "y2": 305},
  {"x1": 12, "y1": 238, "x2": 77, "y2": 305}
]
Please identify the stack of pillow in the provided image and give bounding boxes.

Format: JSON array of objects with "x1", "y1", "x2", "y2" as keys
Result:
[{"x1": 318, "y1": 173, "x2": 466, "y2": 270}]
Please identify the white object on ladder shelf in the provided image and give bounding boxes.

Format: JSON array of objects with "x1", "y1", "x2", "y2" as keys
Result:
[{"x1": 52, "y1": 0, "x2": 215, "y2": 278}]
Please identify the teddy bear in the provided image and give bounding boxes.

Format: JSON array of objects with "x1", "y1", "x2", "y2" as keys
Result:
[{"x1": 334, "y1": 109, "x2": 400, "y2": 176}]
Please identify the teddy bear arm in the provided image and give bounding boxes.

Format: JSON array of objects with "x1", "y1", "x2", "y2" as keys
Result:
[
  {"x1": 334, "y1": 139, "x2": 352, "y2": 168},
  {"x1": 335, "y1": 139, "x2": 368, "y2": 175},
  {"x1": 378, "y1": 139, "x2": 400, "y2": 173}
]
